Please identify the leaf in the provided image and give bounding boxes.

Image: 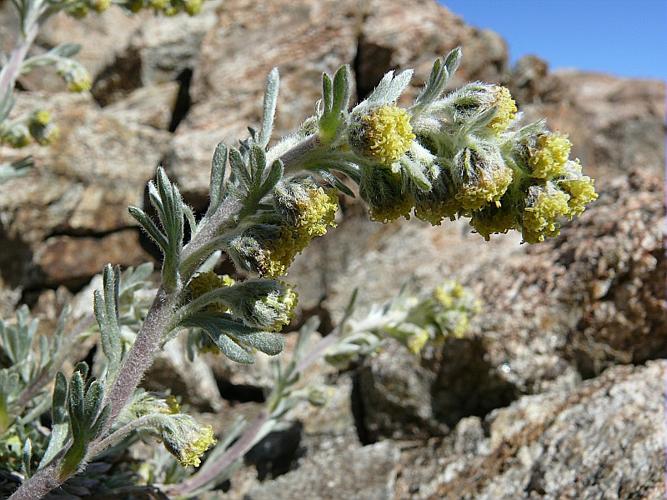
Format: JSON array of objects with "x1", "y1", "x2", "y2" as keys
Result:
[
  {"x1": 182, "y1": 314, "x2": 286, "y2": 363},
  {"x1": 229, "y1": 147, "x2": 252, "y2": 188},
  {"x1": 51, "y1": 43, "x2": 81, "y2": 58},
  {"x1": 94, "y1": 265, "x2": 122, "y2": 382},
  {"x1": 256, "y1": 159, "x2": 284, "y2": 200},
  {"x1": 258, "y1": 68, "x2": 280, "y2": 148},
  {"x1": 366, "y1": 69, "x2": 414, "y2": 105},
  {"x1": 412, "y1": 57, "x2": 449, "y2": 112},
  {"x1": 331, "y1": 65, "x2": 351, "y2": 115},
  {"x1": 208, "y1": 142, "x2": 228, "y2": 215},
  {"x1": 22, "y1": 438, "x2": 32, "y2": 478},
  {"x1": 321, "y1": 73, "x2": 333, "y2": 113},
  {"x1": 38, "y1": 375, "x2": 70, "y2": 469},
  {"x1": 443, "y1": 47, "x2": 462, "y2": 77},
  {"x1": 401, "y1": 157, "x2": 432, "y2": 191},
  {"x1": 128, "y1": 206, "x2": 168, "y2": 252}
]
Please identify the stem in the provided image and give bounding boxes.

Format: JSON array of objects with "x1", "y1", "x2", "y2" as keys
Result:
[
  {"x1": 268, "y1": 134, "x2": 322, "y2": 172},
  {"x1": 87, "y1": 414, "x2": 157, "y2": 457}
]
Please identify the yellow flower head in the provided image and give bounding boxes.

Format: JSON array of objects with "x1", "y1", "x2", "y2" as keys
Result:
[
  {"x1": 456, "y1": 166, "x2": 513, "y2": 211},
  {"x1": 359, "y1": 166, "x2": 413, "y2": 223},
  {"x1": 89, "y1": 0, "x2": 111, "y2": 12},
  {"x1": 31, "y1": 110, "x2": 52, "y2": 127},
  {"x1": 434, "y1": 282, "x2": 465, "y2": 309},
  {"x1": 291, "y1": 187, "x2": 339, "y2": 237},
  {"x1": 453, "y1": 145, "x2": 514, "y2": 211},
  {"x1": 257, "y1": 186, "x2": 338, "y2": 277},
  {"x1": 469, "y1": 204, "x2": 517, "y2": 240},
  {"x1": 414, "y1": 196, "x2": 460, "y2": 226},
  {"x1": 521, "y1": 184, "x2": 570, "y2": 243},
  {"x1": 188, "y1": 271, "x2": 235, "y2": 313},
  {"x1": 355, "y1": 105, "x2": 415, "y2": 165},
  {"x1": 560, "y1": 175, "x2": 597, "y2": 216},
  {"x1": 184, "y1": 0, "x2": 202, "y2": 15},
  {"x1": 164, "y1": 395, "x2": 181, "y2": 415},
  {"x1": 407, "y1": 329, "x2": 430, "y2": 355},
  {"x1": 256, "y1": 284, "x2": 298, "y2": 331},
  {"x1": 489, "y1": 86, "x2": 518, "y2": 134},
  {"x1": 2, "y1": 124, "x2": 31, "y2": 148},
  {"x1": 529, "y1": 133, "x2": 571, "y2": 179},
  {"x1": 176, "y1": 425, "x2": 216, "y2": 467}
]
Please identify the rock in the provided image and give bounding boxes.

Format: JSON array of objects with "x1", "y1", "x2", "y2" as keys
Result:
[
  {"x1": 519, "y1": 70, "x2": 665, "y2": 179},
  {"x1": 357, "y1": 339, "x2": 444, "y2": 440},
  {"x1": 105, "y1": 82, "x2": 180, "y2": 130},
  {"x1": 508, "y1": 55, "x2": 563, "y2": 105},
  {"x1": 143, "y1": 335, "x2": 225, "y2": 411},
  {"x1": 34, "y1": 230, "x2": 151, "y2": 288},
  {"x1": 246, "y1": 441, "x2": 399, "y2": 500},
  {"x1": 168, "y1": 0, "x2": 510, "y2": 204},
  {"x1": 0, "y1": 92, "x2": 169, "y2": 288},
  {"x1": 91, "y1": 2, "x2": 221, "y2": 106},
  {"x1": 25, "y1": 9, "x2": 149, "y2": 93},
  {"x1": 396, "y1": 361, "x2": 667, "y2": 499}
]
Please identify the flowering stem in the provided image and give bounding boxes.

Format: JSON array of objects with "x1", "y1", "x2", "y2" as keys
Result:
[
  {"x1": 0, "y1": 24, "x2": 38, "y2": 111},
  {"x1": 8, "y1": 127, "x2": 339, "y2": 500}
]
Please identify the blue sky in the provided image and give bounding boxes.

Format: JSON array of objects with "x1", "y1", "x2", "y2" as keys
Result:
[{"x1": 440, "y1": 0, "x2": 667, "y2": 81}]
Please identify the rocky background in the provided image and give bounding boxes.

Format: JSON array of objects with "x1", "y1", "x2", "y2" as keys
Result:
[{"x1": 0, "y1": 0, "x2": 665, "y2": 498}]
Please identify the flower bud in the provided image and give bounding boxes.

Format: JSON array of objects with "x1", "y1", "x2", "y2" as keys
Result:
[
  {"x1": 222, "y1": 279, "x2": 298, "y2": 332},
  {"x1": 1, "y1": 124, "x2": 31, "y2": 148},
  {"x1": 28, "y1": 111, "x2": 59, "y2": 146},
  {"x1": 451, "y1": 142, "x2": 513, "y2": 211},
  {"x1": 406, "y1": 329, "x2": 430, "y2": 355},
  {"x1": 184, "y1": 0, "x2": 202, "y2": 15},
  {"x1": 414, "y1": 167, "x2": 460, "y2": 225},
  {"x1": 349, "y1": 105, "x2": 415, "y2": 166},
  {"x1": 306, "y1": 387, "x2": 329, "y2": 407},
  {"x1": 88, "y1": 0, "x2": 111, "y2": 12},
  {"x1": 188, "y1": 271, "x2": 235, "y2": 314},
  {"x1": 528, "y1": 132, "x2": 571, "y2": 179},
  {"x1": 359, "y1": 164, "x2": 413, "y2": 223},
  {"x1": 161, "y1": 416, "x2": 216, "y2": 467},
  {"x1": 449, "y1": 83, "x2": 517, "y2": 133},
  {"x1": 273, "y1": 180, "x2": 338, "y2": 238},
  {"x1": 521, "y1": 183, "x2": 570, "y2": 243},
  {"x1": 66, "y1": 3, "x2": 89, "y2": 18},
  {"x1": 430, "y1": 281, "x2": 479, "y2": 338},
  {"x1": 557, "y1": 160, "x2": 598, "y2": 216},
  {"x1": 469, "y1": 202, "x2": 517, "y2": 240},
  {"x1": 57, "y1": 60, "x2": 92, "y2": 93}
]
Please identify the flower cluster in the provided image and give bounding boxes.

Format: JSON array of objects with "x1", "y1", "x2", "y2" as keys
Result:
[
  {"x1": 220, "y1": 279, "x2": 298, "y2": 332},
  {"x1": 229, "y1": 179, "x2": 339, "y2": 277},
  {"x1": 341, "y1": 59, "x2": 597, "y2": 243},
  {"x1": 55, "y1": 58, "x2": 92, "y2": 92},
  {"x1": 63, "y1": 0, "x2": 202, "y2": 17},
  {"x1": 388, "y1": 280, "x2": 480, "y2": 354},
  {"x1": 0, "y1": 110, "x2": 59, "y2": 148},
  {"x1": 325, "y1": 280, "x2": 478, "y2": 369},
  {"x1": 350, "y1": 105, "x2": 415, "y2": 166},
  {"x1": 162, "y1": 418, "x2": 216, "y2": 467}
]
